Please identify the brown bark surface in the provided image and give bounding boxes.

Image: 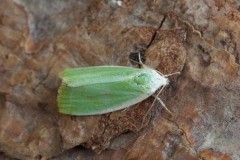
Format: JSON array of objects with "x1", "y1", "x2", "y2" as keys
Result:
[{"x1": 0, "y1": 0, "x2": 239, "y2": 159}]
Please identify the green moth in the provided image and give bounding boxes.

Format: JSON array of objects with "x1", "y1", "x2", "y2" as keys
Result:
[{"x1": 57, "y1": 66, "x2": 170, "y2": 115}]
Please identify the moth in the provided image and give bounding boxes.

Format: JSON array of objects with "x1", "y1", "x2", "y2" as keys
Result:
[{"x1": 57, "y1": 65, "x2": 178, "y2": 115}]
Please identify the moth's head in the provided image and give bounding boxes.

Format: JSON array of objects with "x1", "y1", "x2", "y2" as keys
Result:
[
  {"x1": 142, "y1": 68, "x2": 180, "y2": 91},
  {"x1": 160, "y1": 76, "x2": 169, "y2": 86},
  {"x1": 152, "y1": 69, "x2": 180, "y2": 86},
  {"x1": 147, "y1": 69, "x2": 169, "y2": 88},
  {"x1": 155, "y1": 75, "x2": 169, "y2": 87}
]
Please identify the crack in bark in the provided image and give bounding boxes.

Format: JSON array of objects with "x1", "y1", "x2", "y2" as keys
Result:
[
  {"x1": 164, "y1": 117, "x2": 204, "y2": 160},
  {"x1": 146, "y1": 15, "x2": 166, "y2": 49}
]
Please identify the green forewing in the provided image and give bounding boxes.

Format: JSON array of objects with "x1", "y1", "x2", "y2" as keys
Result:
[
  {"x1": 58, "y1": 66, "x2": 156, "y2": 115},
  {"x1": 60, "y1": 66, "x2": 143, "y2": 87},
  {"x1": 58, "y1": 78, "x2": 150, "y2": 115}
]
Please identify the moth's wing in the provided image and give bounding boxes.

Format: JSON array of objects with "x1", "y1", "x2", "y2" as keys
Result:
[
  {"x1": 58, "y1": 78, "x2": 152, "y2": 115},
  {"x1": 60, "y1": 66, "x2": 140, "y2": 87}
]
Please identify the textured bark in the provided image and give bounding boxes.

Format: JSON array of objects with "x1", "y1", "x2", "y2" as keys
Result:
[{"x1": 0, "y1": 0, "x2": 239, "y2": 159}]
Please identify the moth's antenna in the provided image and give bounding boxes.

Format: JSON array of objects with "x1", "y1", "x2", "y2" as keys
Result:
[
  {"x1": 164, "y1": 72, "x2": 181, "y2": 77},
  {"x1": 141, "y1": 85, "x2": 172, "y2": 128},
  {"x1": 152, "y1": 95, "x2": 173, "y2": 115},
  {"x1": 153, "y1": 86, "x2": 173, "y2": 115},
  {"x1": 156, "y1": 70, "x2": 164, "y2": 76},
  {"x1": 156, "y1": 70, "x2": 181, "y2": 77}
]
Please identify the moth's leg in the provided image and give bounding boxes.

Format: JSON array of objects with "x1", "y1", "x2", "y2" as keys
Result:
[
  {"x1": 129, "y1": 52, "x2": 147, "y2": 68},
  {"x1": 137, "y1": 52, "x2": 144, "y2": 65},
  {"x1": 121, "y1": 107, "x2": 130, "y2": 112}
]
